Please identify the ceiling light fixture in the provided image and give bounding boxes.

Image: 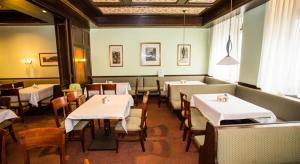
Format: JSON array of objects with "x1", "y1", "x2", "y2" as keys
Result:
[
  {"x1": 217, "y1": 0, "x2": 239, "y2": 65},
  {"x1": 42, "y1": 10, "x2": 47, "y2": 13}
]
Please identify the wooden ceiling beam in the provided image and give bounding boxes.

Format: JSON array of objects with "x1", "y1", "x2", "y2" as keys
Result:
[
  {"x1": 200, "y1": 0, "x2": 267, "y2": 26},
  {"x1": 94, "y1": 15, "x2": 202, "y2": 26},
  {"x1": 0, "y1": 0, "x2": 53, "y2": 23},
  {"x1": 177, "y1": 0, "x2": 188, "y2": 5},
  {"x1": 0, "y1": 10, "x2": 46, "y2": 24},
  {"x1": 92, "y1": 2, "x2": 212, "y2": 7}
]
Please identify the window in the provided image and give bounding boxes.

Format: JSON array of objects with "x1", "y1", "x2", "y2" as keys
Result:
[
  {"x1": 208, "y1": 14, "x2": 243, "y2": 83},
  {"x1": 258, "y1": 0, "x2": 300, "y2": 98}
]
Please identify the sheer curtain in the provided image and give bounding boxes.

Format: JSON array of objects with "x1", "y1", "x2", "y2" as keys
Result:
[
  {"x1": 208, "y1": 14, "x2": 243, "y2": 83},
  {"x1": 257, "y1": 0, "x2": 300, "y2": 98}
]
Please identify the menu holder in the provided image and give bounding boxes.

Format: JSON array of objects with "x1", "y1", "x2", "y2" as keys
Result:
[{"x1": 102, "y1": 96, "x2": 110, "y2": 104}]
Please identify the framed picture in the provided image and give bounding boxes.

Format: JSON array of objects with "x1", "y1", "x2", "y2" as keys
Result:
[
  {"x1": 39, "y1": 53, "x2": 58, "y2": 67},
  {"x1": 140, "y1": 42, "x2": 161, "y2": 66},
  {"x1": 109, "y1": 45, "x2": 123, "y2": 67},
  {"x1": 177, "y1": 44, "x2": 191, "y2": 66}
]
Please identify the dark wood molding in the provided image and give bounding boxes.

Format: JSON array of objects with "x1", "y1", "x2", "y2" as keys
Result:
[
  {"x1": 0, "y1": 0, "x2": 53, "y2": 24},
  {"x1": 95, "y1": 15, "x2": 202, "y2": 26},
  {"x1": 0, "y1": 10, "x2": 46, "y2": 24},
  {"x1": 93, "y1": 3, "x2": 211, "y2": 7},
  {"x1": 92, "y1": 74, "x2": 209, "y2": 78},
  {"x1": 200, "y1": 0, "x2": 268, "y2": 26},
  {"x1": 238, "y1": 82, "x2": 261, "y2": 90},
  {"x1": 0, "y1": 77, "x2": 59, "y2": 80}
]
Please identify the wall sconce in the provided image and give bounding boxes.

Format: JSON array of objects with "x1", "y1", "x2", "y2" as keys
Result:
[
  {"x1": 74, "y1": 58, "x2": 86, "y2": 62},
  {"x1": 21, "y1": 58, "x2": 32, "y2": 64}
]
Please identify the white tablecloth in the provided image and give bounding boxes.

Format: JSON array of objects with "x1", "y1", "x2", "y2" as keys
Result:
[
  {"x1": 0, "y1": 109, "x2": 18, "y2": 123},
  {"x1": 85, "y1": 82, "x2": 131, "y2": 96},
  {"x1": 65, "y1": 95, "x2": 134, "y2": 133},
  {"x1": 9, "y1": 84, "x2": 54, "y2": 107},
  {"x1": 163, "y1": 81, "x2": 205, "y2": 91},
  {"x1": 190, "y1": 93, "x2": 277, "y2": 126}
]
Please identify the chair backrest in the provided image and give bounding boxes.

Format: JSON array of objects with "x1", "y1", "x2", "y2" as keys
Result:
[
  {"x1": 53, "y1": 85, "x2": 64, "y2": 100},
  {"x1": 18, "y1": 128, "x2": 65, "y2": 164},
  {"x1": 156, "y1": 80, "x2": 161, "y2": 96},
  {"x1": 140, "y1": 91, "x2": 150, "y2": 128},
  {"x1": 102, "y1": 84, "x2": 117, "y2": 95},
  {"x1": 51, "y1": 97, "x2": 69, "y2": 127},
  {"x1": 0, "y1": 89, "x2": 22, "y2": 107},
  {"x1": 86, "y1": 84, "x2": 101, "y2": 99},
  {"x1": 0, "y1": 129, "x2": 8, "y2": 164},
  {"x1": 0, "y1": 97, "x2": 11, "y2": 109},
  {"x1": 183, "y1": 97, "x2": 192, "y2": 128},
  {"x1": 180, "y1": 92, "x2": 187, "y2": 112},
  {"x1": 14, "y1": 82, "x2": 24, "y2": 88},
  {"x1": 66, "y1": 91, "x2": 80, "y2": 108},
  {"x1": 69, "y1": 83, "x2": 82, "y2": 95},
  {"x1": 0, "y1": 83, "x2": 13, "y2": 90},
  {"x1": 134, "y1": 78, "x2": 139, "y2": 95}
]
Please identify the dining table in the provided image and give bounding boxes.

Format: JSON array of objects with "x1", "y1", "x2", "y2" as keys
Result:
[
  {"x1": 190, "y1": 93, "x2": 277, "y2": 126},
  {"x1": 163, "y1": 80, "x2": 206, "y2": 92},
  {"x1": 65, "y1": 94, "x2": 134, "y2": 150},
  {"x1": 10, "y1": 84, "x2": 55, "y2": 107}
]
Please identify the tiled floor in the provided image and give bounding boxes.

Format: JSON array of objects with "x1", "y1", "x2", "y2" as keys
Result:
[{"x1": 6, "y1": 96, "x2": 198, "y2": 164}]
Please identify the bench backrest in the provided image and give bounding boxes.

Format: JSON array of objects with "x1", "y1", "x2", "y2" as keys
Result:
[
  {"x1": 216, "y1": 123, "x2": 300, "y2": 164},
  {"x1": 235, "y1": 85, "x2": 300, "y2": 121},
  {"x1": 169, "y1": 84, "x2": 236, "y2": 102}
]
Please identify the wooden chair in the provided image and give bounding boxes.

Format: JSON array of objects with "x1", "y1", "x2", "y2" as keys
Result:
[
  {"x1": 179, "y1": 92, "x2": 187, "y2": 130},
  {"x1": 86, "y1": 84, "x2": 101, "y2": 100},
  {"x1": 0, "y1": 83, "x2": 13, "y2": 90},
  {"x1": 115, "y1": 91, "x2": 149, "y2": 153},
  {"x1": 66, "y1": 91, "x2": 81, "y2": 112},
  {"x1": 41, "y1": 85, "x2": 64, "y2": 107},
  {"x1": 13, "y1": 82, "x2": 24, "y2": 88},
  {"x1": 156, "y1": 80, "x2": 167, "y2": 108},
  {"x1": 130, "y1": 78, "x2": 139, "y2": 106},
  {"x1": 0, "y1": 89, "x2": 30, "y2": 122},
  {"x1": 0, "y1": 129, "x2": 9, "y2": 164},
  {"x1": 182, "y1": 98, "x2": 207, "y2": 152},
  {"x1": 193, "y1": 122, "x2": 215, "y2": 164},
  {"x1": 51, "y1": 97, "x2": 94, "y2": 152},
  {"x1": 0, "y1": 97, "x2": 17, "y2": 142},
  {"x1": 18, "y1": 128, "x2": 66, "y2": 164},
  {"x1": 84, "y1": 159, "x2": 90, "y2": 164},
  {"x1": 102, "y1": 84, "x2": 117, "y2": 95}
]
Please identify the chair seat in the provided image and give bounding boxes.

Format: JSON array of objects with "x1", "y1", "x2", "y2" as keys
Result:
[
  {"x1": 194, "y1": 135, "x2": 205, "y2": 148},
  {"x1": 10, "y1": 101, "x2": 30, "y2": 108},
  {"x1": 115, "y1": 117, "x2": 141, "y2": 132},
  {"x1": 129, "y1": 108, "x2": 142, "y2": 117},
  {"x1": 60, "y1": 120, "x2": 89, "y2": 131},
  {"x1": 0, "y1": 120, "x2": 12, "y2": 129},
  {"x1": 185, "y1": 115, "x2": 207, "y2": 131},
  {"x1": 181, "y1": 107, "x2": 203, "y2": 117}
]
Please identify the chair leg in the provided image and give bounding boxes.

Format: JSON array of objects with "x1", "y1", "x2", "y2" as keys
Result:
[
  {"x1": 139, "y1": 131, "x2": 145, "y2": 152},
  {"x1": 90, "y1": 120, "x2": 95, "y2": 139},
  {"x1": 158, "y1": 97, "x2": 161, "y2": 108},
  {"x1": 80, "y1": 130, "x2": 85, "y2": 152},
  {"x1": 8, "y1": 125, "x2": 17, "y2": 142},
  {"x1": 98, "y1": 120, "x2": 101, "y2": 128},
  {"x1": 179, "y1": 118, "x2": 184, "y2": 130},
  {"x1": 186, "y1": 131, "x2": 192, "y2": 152},
  {"x1": 182, "y1": 126, "x2": 188, "y2": 141},
  {"x1": 115, "y1": 133, "x2": 119, "y2": 153},
  {"x1": 18, "y1": 107, "x2": 24, "y2": 123}
]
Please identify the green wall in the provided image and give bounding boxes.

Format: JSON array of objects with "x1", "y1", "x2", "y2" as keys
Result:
[
  {"x1": 90, "y1": 28, "x2": 209, "y2": 76},
  {"x1": 239, "y1": 4, "x2": 266, "y2": 85}
]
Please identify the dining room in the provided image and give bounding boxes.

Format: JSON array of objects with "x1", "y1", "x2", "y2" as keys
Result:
[{"x1": 0, "y1": 0, "x2": 300, "y2": 164}]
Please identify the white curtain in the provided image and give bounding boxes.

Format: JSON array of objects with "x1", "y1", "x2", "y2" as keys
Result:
[
  {"x1": 208, "y1": 14, "x2": 243, "y2": 83},
  {"x1": 258, "y1": 0, "x2": 300, "y2": 98}
]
